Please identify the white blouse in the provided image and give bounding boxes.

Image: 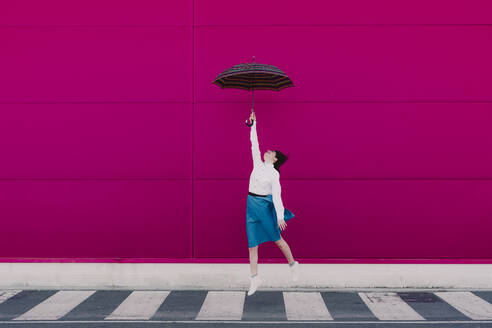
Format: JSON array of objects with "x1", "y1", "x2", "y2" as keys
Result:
[{"x1": 248, "y1": 119, "x2": 285, "y2": 222}]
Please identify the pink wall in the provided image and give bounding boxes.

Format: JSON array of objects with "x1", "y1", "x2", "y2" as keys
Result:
[{"x1": 1, "y1": 0, "x2": 492, "y2": 262}]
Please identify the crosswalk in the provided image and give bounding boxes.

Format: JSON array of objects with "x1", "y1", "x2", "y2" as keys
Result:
[{"x1": 0, "y1": 289, "x2": 492, "y2": 321}]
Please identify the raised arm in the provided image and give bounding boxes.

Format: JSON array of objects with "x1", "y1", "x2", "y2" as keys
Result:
[
  {"x1": 250, "y1": 119, "x2": 263, "y2": 168},
  {"x1": 272, "y1": 171, "x2": 285, "y2": 222}
]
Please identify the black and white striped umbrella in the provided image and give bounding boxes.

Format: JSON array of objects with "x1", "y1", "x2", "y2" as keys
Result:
[{"x1": 212, "y1": 56, "x2": 294, "y2": 126}]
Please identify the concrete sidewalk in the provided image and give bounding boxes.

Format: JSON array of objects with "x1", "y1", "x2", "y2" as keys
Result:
[{"x1": 1, "y1": 263, "x2": 492, "y2": 289}]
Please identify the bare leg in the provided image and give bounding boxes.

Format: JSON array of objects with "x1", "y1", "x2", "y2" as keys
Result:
[
  {"x1": 249, "y1": 246, "x2": 259, "y2": 276},
  {"x1": 275, "y1": 237, "x2": 295, "y2": 264}
]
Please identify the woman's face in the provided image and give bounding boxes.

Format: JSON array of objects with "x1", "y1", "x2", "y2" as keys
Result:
[{"x1": 264, "y1": 149, "x2": 277, "y2": 163}]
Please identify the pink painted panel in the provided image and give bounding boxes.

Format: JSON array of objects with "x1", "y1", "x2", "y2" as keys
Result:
[
  {"x1": 0, "y1": 103, "x2": 191, "y2": 178},
  {"x1": 0, "y1": 0, "x2": 191, "y2": 25},
  {"x1": 0, "y1": 27, "x2": 191, "y2": 102},
  {"x1": 196, "y1": 0, "x2": 492, "y2": 25},
  {"x1": 197, "y1": 26, "x2": 492, "y2": 102},
  {"x1": 194, "y1": 179, "x2": 492, "y2": 258},
  {"x1": 195, "y1": 102, "x2": 492, "y2": 179},
  {"x1": 0, "y1": 180, "x2": 191, "y2": 258}
]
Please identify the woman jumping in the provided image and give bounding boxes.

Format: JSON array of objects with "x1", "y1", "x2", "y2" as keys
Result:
[{"x1": 245, "y1": 111, "x2": 299, "y2": 296}]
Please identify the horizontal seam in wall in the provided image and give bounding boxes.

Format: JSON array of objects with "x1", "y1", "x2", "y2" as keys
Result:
[
  {"x1": 2, "y1": 178, "x2": 492, "y2": 181},
  {"x1": 1, "y1": 24, "x2": 492, "y2": 27},
  {"x1": 1, "y1": 101, "x2": 492, "y2": 104}
]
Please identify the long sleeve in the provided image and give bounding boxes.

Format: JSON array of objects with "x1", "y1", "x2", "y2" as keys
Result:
[
  {"x1": 271, "y1": 171, "x2": 285, "y2": 222},
  {"x1": 250, "y1": 119, "x2": 262, "y2": 168}
]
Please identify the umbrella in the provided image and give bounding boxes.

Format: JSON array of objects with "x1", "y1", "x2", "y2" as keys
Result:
[{"x1": 212, "y1": 56, "x2": 294, "y2": 126}]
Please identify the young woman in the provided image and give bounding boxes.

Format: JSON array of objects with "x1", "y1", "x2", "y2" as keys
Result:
[{"x1": 245, "y1": 111, "x2": 299, "y2": 296}]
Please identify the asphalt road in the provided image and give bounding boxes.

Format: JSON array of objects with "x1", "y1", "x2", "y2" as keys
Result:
[{"x1": 1, "y1": 289, "x2": 492, "y2": 328}]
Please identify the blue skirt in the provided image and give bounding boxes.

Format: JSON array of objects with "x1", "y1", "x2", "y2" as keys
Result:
[{"x1": 246, "y1": 193, "x2": 295, "y2": 248}]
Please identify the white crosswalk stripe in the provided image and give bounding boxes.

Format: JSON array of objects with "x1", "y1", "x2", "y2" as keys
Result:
[
  {"x1": 283, "y1": 291, "x2": 333, "y2": 320},
  {"x1": 0, "y1": 290, "x2": 22, "y2": 304},
  {"x1": 195, "y1": 291, "x2": 245, "y2": 320},
  {"x1": 435, "y1": 291, "x2": 492, "y2": 320},
  {"x1": 13, "y1": 290, "x2": 96, "y2": 320},
  {"x1": 358, "y1": 292, "x2": 426, "y2": 320},
  {"x1": 105, "y1": 291, "x2": 170, "y2": 320}
]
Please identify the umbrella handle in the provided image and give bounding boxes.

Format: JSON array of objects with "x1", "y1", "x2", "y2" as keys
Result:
[{"x1": 245, "y1": 118, "x2": 254, "y2": 127}]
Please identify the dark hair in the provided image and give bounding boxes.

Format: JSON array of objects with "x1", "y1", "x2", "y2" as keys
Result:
[{"x1": 273, "y1": 150, "x2": 289, "y2": 173}]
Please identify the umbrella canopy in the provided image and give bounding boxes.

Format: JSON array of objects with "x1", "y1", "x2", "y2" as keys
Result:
[
  {"x1": 212, "y1": 63, "x2": 294, "y2": 91},
  {"x1": 212, "y1": 56, "x2": 294, "y2": 126}
]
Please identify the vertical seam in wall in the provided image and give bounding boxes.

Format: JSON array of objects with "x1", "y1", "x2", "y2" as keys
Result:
[{"x1": 191, "y1": 0, "x2": 195, "y2": 259}]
